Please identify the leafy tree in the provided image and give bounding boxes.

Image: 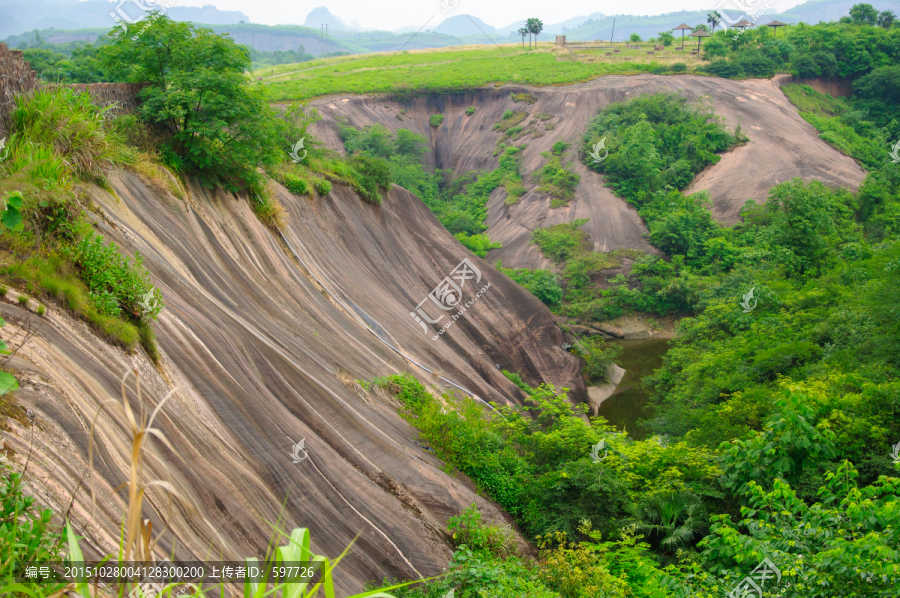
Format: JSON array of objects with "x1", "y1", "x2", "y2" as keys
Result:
[
  {"x1": 736, "y1": 50, "x2": 777, "y2": 77},
  {"x1": 657, "y1": 31, "x2": 675, "y2": 46},
  {"x1": 702, "y1": 38, "x2": 729, "y2": 59},
  {"x1": 629, "y1": 33, "x2": 642, "y2": 43},
  {"x1": 99, "y1": 14, "x2": 281, "y2": 193},
  {"x1": 648, "y1": 192, "x2": 716, "y2": 256},
  {"x1": 812, "y1": 50, "x2": 839, "y2": 76},
  {"x1": 853, "y1": 65, "x2": 900, "y2": 125},
  {"x1": 704, "y1": 59, "x2": 744, "y2": 78},
  {"x1": 793, "y1": 53, "x2": 821, "y2": 77},
  {"x1": 699, "y1": 463, "x2": 900, "y2": 596},
  {"x1": 849, "y1": 3, "x2": 879, "y2": 25},
  {"x1": 763, "y1": 179, "x2": 839, "y2": 274}
]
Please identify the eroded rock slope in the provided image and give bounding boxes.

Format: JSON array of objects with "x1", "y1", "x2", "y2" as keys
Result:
[
  {"x1": 3, "y1": 171, "x2": 581, "y2": 594},
  {"x1": 309, "y1": 75, "x2": 865, "y2": 269}
]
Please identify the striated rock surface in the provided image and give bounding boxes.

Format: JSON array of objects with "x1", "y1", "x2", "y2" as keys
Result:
[
  {"x1": 2, "y1": 170, "x2": 582, "y2": 595},
  {"x1": 308, "y1": 75, "x2": 865, "y2": 269}
]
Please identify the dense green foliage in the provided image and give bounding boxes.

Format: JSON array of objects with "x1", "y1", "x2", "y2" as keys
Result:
[
  {"x1": 0, "y1": 88, "x2": 162, "y2": 352},
  {"x1": 495, "y1": 262, "x2": 563, "y2": 307},
  {"x1": 371, "y1": 26, "x2": 900, "y2": 595},
  {"x1": 0, "y1": 467, "x2": 64, "y2": 592},
  {"x1": 532, "y1": 153, "x2": 580, "y2": 208},
  {"x1": 372, "y1": 375, "x2": 900, "y2": 597},
  {"x1": 699, "y1": 12, "x2": 900, "y2": 82},
  {"x1": 583, "y1": 93, "x2": 741, "y2": 205},
  {"x1": 337, "y1": 122, "x2": 515, "y2": 252},
  {"x1": 68, "y1": 232, "x2": 161, "y2": 320},
  {"x1": 99, "y1": 16, "x2": 282, "y2": 194}
]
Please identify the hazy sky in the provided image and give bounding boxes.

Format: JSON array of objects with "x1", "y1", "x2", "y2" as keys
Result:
[{"x1": 170, "y1": 0, "x2": 809, "y2": 30}]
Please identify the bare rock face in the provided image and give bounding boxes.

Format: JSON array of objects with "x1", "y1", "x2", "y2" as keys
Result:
[
  {"x1": 309, "y1": 75, "x2": 864, "y2": 269},
  {"x1": 2, "y1": 170, "x2": 582, "y2": 594},
  {"x1": 586, "y1": 364, "x2": 627, "y2": 415}
]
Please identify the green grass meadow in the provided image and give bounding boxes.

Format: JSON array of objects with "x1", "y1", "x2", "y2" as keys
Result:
[{"x1": 253, "y1": 44, "x2": 680, "y2": 101}]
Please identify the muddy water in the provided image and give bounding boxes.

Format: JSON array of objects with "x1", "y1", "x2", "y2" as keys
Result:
[{"x1": 596, "y1": 338, "x2": 671, "y2": 440}]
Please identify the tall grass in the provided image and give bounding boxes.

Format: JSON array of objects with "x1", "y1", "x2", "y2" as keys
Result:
[{"x1": 10, "y1": 88, "x2": 136, "y2": 184}]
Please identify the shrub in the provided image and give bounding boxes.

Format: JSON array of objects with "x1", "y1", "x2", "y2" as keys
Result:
[
  {"x1": 466, "y1": 107, "x2": 476, "y2": 115},
  {"x1": 314, "y1": 178, "x2": 332, "y2": 195},
  {"x1": 348, "y1": 155, "x2": 390, "y2": 203},
  {"x1": 793, "y1": 54, "x2": 821, "y2": 78},
  {"x1": 736, "y1": 50, "x2": 777, "y2": 77},
  {"x1": 429, "y1": 114, "x2": 444, "y2": 128},
  {"x1": 703, "y1": 38, "x2": 729, "y2": 59},
  {"x1": 283, "y1": 173, "x2": 309, "y2": 195},
  {"x1": 704, "y1": 59, "x2": 744, "y2": 78},
  {"x1": 550, "y1": 141, "x2": 570, "y2": 155},
  {"x1": 0, "y1": 469, "x2": 62, "y2": 589},
  {"x1": 17, "y1": 295, "x2": 28, "y2": 306},
  {"x1": 494, "y1": 111, "x2": 528, "y2": 133},
  {"x1": 67, "y1": 231, "x2": 161, "y2": 320},
  {"x1": 501, "y1": 370, "x2": 535, "y2": 395},
  {"x1": 532, "y1": 156, "x2": 579, "y2": 203},
  {"x1": 250, "y1": 192, "x2": 286, "y2": 229},
  {"x1": 37, "y1": 304, "x2": 46, "y2": 316},
  {"x1": 455, "y1": 232, "x2": 502, "y2": 258},
  {"x1": 447, "y1": 505, "x2": 515, "y2": 557},
  {"x1": 510, "y1": 92, "x2": 536, "y2": 104},
  {"x1": 532, "y1": 220, "x2": 591, "y2": 263},
  {"x1": 575, "y1": 336, "x2": 621, "y2": 383},
  {"x1": 670, "y1": 62, "x2": 687, "y2": 72},
  {"x1": 629, "y1": 33, "x2": 642, "y2": 43}
]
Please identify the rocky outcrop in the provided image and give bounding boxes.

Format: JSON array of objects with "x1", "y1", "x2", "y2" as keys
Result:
[
  {"x1": 586, "y1": 364, "x2": 627, "y2": 415},
  {"x1": 308, "y1": 75, "x2": 865, "y2": 269},
  {"x1": 3, "y1": 171, "x2": 583, "y2": 594}
]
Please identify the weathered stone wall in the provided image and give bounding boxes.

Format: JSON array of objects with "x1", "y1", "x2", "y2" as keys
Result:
[
  {"x1": 776, "y1": 73, "x2": 854, "y2": 98},
  {"x1": 0, "y1": 42, "x2": 146, "y2": 137},
  {"x1": 0, "y1": 43, "x2": 40, "y2": 137},
  {"x1": 68, "y1": 82, "x2": 148, "y2": 116}
]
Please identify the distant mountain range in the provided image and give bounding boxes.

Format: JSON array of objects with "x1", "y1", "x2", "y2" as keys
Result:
[
  {"x1": 4, "y1": 0, "x2": 900, "y2": 54},
  {"x1": 0, "y1": 0, "x2": 249, "y2": 39}
]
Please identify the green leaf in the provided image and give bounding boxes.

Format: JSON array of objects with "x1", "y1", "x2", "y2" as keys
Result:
[
  {"x1": 6, "y1": 192, "x2": 23, "y2": 210},
  {"x1": 66, "y1": 521, "x2": 91, "y2": 598},
  {"x1": 1, "y1": 206, "x2": 23, "y2": 232},
  {"x1": 0, "y1": 372, "x2": 17, "y2": 395}
]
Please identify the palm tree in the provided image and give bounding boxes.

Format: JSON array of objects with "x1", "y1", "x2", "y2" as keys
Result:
[
  {"x1": 527, "y1": 18, "x2": 544, "y2": 48},
  {"x1": 878, "y1": 10, "x2": 896, "y2": 28},
  {"x1": 518, "y1": 27, "x2": 529, "y2": 49},
  {"x1": 624, "y1": 491, "x2": 708, "y2": 553},
  {"x1": 707, "y1": 11, "x2": 722, "y2": 33}
]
